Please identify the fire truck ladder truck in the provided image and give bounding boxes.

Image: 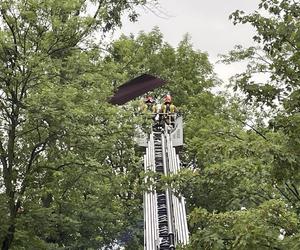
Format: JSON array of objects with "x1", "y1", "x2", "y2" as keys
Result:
[{"x1": 137, "y1": 116, "x2": 189, "y2": 250}]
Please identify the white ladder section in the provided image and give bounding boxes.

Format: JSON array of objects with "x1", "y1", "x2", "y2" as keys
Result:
[{"x1": 144, "y1": 127, "x2": 189, "y2": 250}]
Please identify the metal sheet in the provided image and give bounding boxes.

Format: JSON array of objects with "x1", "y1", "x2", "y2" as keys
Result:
[{"x1": 110, "y1": 74, "x2": 166, "y2": 105}]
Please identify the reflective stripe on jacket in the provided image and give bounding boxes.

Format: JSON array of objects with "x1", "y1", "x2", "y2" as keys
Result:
[
  {"x1": 161, "y1": 104, "x2": 176, "y2": 113},
  {"x1": 142, "y1": 103, "x2": 157, "y2": 113}
]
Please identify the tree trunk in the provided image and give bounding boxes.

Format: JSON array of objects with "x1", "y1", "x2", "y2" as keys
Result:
[
  {"x1": 1, "y1": 115, "x2": 18, "y2": 250},
  {"x1": 2, "y1": 224, "x2": 15, "y2": 250}
]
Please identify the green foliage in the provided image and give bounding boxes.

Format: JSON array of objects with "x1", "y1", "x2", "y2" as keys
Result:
[
  {"x1": 107, "y1": 26, "x2": 298, "y2": 249},
  {"x1": 2, "y1": 0, "x2": 299, "y2": 249},
  {"x1": 224, "y1": 0, "x2": 300, "y2": 184},
  {"x1": 183, "y1": 0, "x2": 300, "y2": 249},
  {"x1": 188, "y1": 199, "x2": 299, "y2": 250},
  {"x1": 0, "y1": 0, "x2": 155, "y2": 249},
  {"x1": 224, "y1": 0, "x2": 300, "y2": 111},
  {"x1": 106, "y1": 29, "x2": 216, "y2": 108},
  {"x1": 105, "y1": 28, "x2": 218, "y2": 249}
]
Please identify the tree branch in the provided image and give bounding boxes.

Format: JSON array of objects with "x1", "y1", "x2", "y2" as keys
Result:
[
  {"x1": 61, "y1": 173, "x2": 84, "y2": 199},
  {"x1": 285, "y1": 182, "x2": 300, "y2": 202},
  {"x1": 0, "y1": 8, "x2": 19, "y2": 57},
  {"x1": 291, "y1": 183, "x2": 299, "y2": 196},
  {"x1": 275, "y1": 185, "x2": 293, "y2": 203},
  {"x1": 0, "y1": 139, "x2": 8, "y2": 170}
]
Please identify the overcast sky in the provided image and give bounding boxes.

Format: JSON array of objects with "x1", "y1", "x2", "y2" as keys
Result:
[{"x1": 115, "y1": 0, "x2": 261, "y2": 83}]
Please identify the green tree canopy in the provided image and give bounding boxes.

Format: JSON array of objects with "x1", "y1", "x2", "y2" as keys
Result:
[
  {"x1": 182, "y1": 0, "x2": 300, "y2": 248},
  {"x1": 0, "y1": 0, "x2": 157, "y2": 249},
  {"x1": 105, "y1": 28, "x2": 215, "y2": 108}
]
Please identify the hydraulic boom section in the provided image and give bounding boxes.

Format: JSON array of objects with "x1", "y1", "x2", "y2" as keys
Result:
[{"x1": 142, "y1": 117, "x2": 189, "y2": 250}]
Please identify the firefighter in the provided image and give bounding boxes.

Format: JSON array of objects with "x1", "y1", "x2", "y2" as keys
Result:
[
  {"x1": 141, "y1": 95, "x2": 157, "y2": 113},
  {"x1": 160, "y1": 94, "x2": 177, "y2": 126},
  {"x1": 140, "y1": 95, "x2": 160, "y2": 124}
]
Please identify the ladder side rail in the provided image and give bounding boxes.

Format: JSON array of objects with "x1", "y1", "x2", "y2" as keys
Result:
[
  {"x1": 171, "y1": 193, "x2": 180, "y2": 243},
  {"x1": 149, "y1": 135, "x2": 156, "y2": 250},
  {"x1": 153, "y1": 189, "x2": 159, "y2": 249},
  {"x1": 172, "y1": 147, "x2": 185, "y2": 244},
  {"x1": 169, "y1": 135, "x2": 184, "y2": 243},
  {"x1": 168, "y1": 140, "x2": 179, "y2": 245},
  {"x1": 170, "y1": 138, "x2": 185, "y2": 244},
  {"x1": 169, "y1": 136, "x2": 189, "y2": 245},
  {"x1": 166, "y1": 134, "x2": 182, "y2": 245},
  {"x1": 143, "y1": 154, "x2": 148, "y2": 250},
  {"x1": 145, "y1": 147, "x2": 151, "y2": 250},
  {"x1": 146, "y1": 142, "x2": 156, "y2": 250},
  {"x1": 149, "y1": 133, "x2": 159, "y2": 248},
  {"x1": 148, "y1": 135, "x2": 154, "y2": 250},
  {"x1": 175, "y1": 154, "x2": 190, "y2": 244},
  {"x1": 148, "y1": 146, "x2": 155, "y2": 250},
  {"x1": 179, "y1": 196, "x2": 189, "y2": 244}
]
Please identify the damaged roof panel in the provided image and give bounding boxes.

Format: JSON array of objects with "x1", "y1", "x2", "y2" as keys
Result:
[{"x1": 110, "y1": 74, "x2": 166, "y2": 105}]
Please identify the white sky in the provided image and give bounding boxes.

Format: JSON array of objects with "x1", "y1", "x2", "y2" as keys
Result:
[{"x1": 115, "y1": 0, "x2": 261, "y2": 83}]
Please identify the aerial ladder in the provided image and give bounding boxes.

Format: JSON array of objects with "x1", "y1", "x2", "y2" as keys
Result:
[
  {"x1": 109, "y1": 73, "x2": 187, "y2": 249},
  {"x1": 137, "y1": 116, "x2": 189, "y2": 250}
]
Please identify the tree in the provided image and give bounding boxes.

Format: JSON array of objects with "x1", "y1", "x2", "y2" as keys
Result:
[
  {"x1": 105, "y1": 4, "x2": 300, "y2": 248},
  {"x1": 180, "y1": 0, "x2": 300, "y2": 248},
  {"x1": 108, "y1": 28, "x2": 294, "y2": 249},
  {"x1": 226, "y1": 0, "x2": 300, "y2": 208},
  {"x1": 105, "y1": 28, "x2": 215, "y2": 108},
  {"x1": 104, "y1": 28, "x2": 218, "y2": 248},
  {"x1": 179, "y1": 94, "x2": 300, "y2": 248},
  {"x1": 0, "y1": 0, "x2": 156, "y2": 249}
]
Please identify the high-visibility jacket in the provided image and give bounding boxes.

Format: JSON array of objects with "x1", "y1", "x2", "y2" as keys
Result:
[
  {"x1": 141, "y1": 103, "x2": 157, "y2": 113},
  {"x1": 161, "y1": 103, "x2": 176, "y2": 113}
]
